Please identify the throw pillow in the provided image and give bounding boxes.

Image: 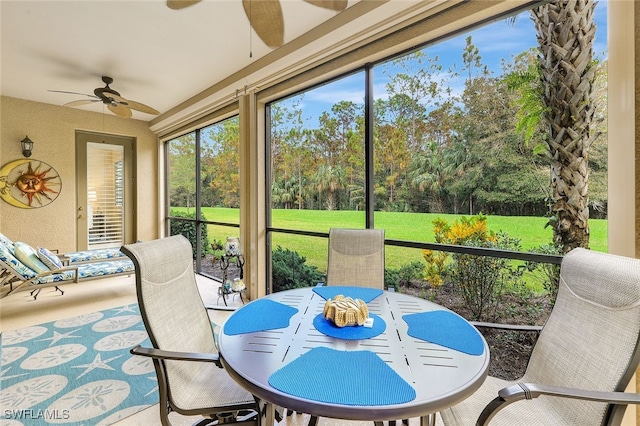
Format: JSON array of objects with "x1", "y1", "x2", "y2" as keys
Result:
[
  {"x1": 37, "y1": 247, "x2": 64, "y2": 270},
  {"x1": 14, "y1": 241, "x2": 50, "y2": 274},
  {"x1": 0, "y1": 242, "x2": 37, "y2": 278}
]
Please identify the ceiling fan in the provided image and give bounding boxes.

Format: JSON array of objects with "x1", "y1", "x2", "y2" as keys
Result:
[
  {"x1": 166, "y1": 0, "x2": 348, "y2": 49},
  {"x1": 49, "y1": 76, "x2": 160, "y2": 118}
]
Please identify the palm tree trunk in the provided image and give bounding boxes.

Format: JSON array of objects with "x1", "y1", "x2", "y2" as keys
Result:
[{"x1": 532, "y1": 0, "x2": 597, "y2": 253}]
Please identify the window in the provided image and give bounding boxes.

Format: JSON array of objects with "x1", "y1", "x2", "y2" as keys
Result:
[
  {"x1": 165, "y1": 115, "x2": 241, "y2": 279},
  {"x1": 266, "y1": 3, "x2": 608, "y2": 292}
]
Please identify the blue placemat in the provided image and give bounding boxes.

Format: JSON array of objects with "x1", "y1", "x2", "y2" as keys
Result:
[
  {"x1": 269, "y1": 347, "x2": 416, "y2": 406},
  {"x1": 313, "y1": 313, "x2": 385, "y2": 340},
  {"x1": 313, "y1": 286, "x2": 383, "y2": 303},
  {"x1": 402, "y1": 310, "x2": 484, "y2": 356},
  {"x1": 223, "y1": 299, "x2": 299, "y2": 335}
]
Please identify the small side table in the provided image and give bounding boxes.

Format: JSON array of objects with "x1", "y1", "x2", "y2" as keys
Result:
[{"x1": 217, "y1": 253, "x2": 246, "y2": 306}]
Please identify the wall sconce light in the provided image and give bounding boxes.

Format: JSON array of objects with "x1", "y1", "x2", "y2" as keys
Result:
[{"x1": 21, "y1": 136, "x2": 34, "y2": 158}]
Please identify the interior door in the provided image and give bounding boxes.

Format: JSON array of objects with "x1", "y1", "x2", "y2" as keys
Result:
[{"x1": 76, "y1": 131, "x2": 136, "y2": 250}]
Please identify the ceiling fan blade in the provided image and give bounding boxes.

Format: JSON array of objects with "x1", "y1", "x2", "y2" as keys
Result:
[
  {"x1": 64, "y1": 99, "x2": 100, "y2": 107},
  {"x1": 121, "y1": 99, "x2": 160, "y2": 115},
  {"x1": 108, "y1": 103, "x2": 133, "y2": 118},
  {"x1": 167, "y1": 0, "x2": 201, "y2": 10},
  {"x1": 242, "y1": 0, "x2": 284, "y2": 49},
  {"x1": 303, "y1": 0, "x2": 348, "y2": 11},
  {"x1": 49, "y1": 89, "x2": 99, "y2": 99}
]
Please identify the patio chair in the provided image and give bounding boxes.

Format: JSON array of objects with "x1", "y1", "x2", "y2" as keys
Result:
[
  {"x1": 438, "y1": 248, "x2": 640, "y2": 426},
  {"x1": 294, "y1": 229, "x2": 388, "y2": 426},
  {"x1": 122, "y1": 235, "x2": 261, "y2": 426},
  {"x1": 326, "y1": 228, "x2": 385, "y2": 289}
]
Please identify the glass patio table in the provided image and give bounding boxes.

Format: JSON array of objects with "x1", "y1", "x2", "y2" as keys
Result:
[{"x1": 218, "y1": 286, "x2": 490, "y2": 425}]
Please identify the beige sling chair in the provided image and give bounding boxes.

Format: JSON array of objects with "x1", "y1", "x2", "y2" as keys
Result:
[
  {"x1": 439, "y1": 248, "x2": 640, "y2": 426},
  {"x1": 326, "y1": 228, "x2": 385, "y2": 289},
  {"x1": 122, "y1": 235, "x2": 263, "y2": 426},
  {"x1": 293, "y1": 228, "x2": 390, "y2": 426}
]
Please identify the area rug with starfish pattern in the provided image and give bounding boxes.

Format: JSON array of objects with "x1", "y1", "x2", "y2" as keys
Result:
[{"x1": 0, "y1": 304, "x2": 157, "y2": 425}]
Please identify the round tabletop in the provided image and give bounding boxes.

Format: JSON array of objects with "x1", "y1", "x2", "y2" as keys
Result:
[{"x1": 218, "y1": 286, "x2": 489, "y2": 422}]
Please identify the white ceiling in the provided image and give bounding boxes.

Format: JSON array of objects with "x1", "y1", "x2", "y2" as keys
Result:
[{"x1": 1, "y1": 0, "x2": 437, "y2": 124}]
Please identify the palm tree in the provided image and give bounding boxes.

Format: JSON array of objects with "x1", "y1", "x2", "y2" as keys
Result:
[
  {"x1": 313, "y1": 164, "x2": 345, "y2": 211},
  {"x1": 531, "y1": 0, "x2": 597, "y2": 253}
]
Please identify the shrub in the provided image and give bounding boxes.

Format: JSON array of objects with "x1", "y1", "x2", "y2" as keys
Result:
[
  {"x1": 169, "y1": 209, "x2": 210, "y2": 258},
  {"x1": 384, "y1": 268, "x2": 399, "y2": 290},
  {"x1": 398, "y1": 261, "x2": 426, "y2": 286},
  {"x1": 423, "y1": 214, "x2": 525, "y2": 321},
  {"x1": 422, "y1": 249, "x2": 447, "y2": 288},
  {"x1": 210, "y1": 239, "x2": 225, "y2": 263},
  {"x1": 525, "y1": 243, "x2": 561, "y2": 303},
  {"x1": 271, "y1": 246, "x2": 325, "y2": 293}
]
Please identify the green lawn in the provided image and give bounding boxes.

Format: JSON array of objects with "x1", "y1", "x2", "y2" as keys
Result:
[{"x1": 192, "y1": 207, "x2": 607, "y2": 273}]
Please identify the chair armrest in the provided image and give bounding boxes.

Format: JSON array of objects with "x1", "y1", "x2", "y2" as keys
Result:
[
  {"x1": 477, "y1": 382, "x2": 640, "y2": 426},
  {"x1": 37, "y1": 266, "x2": 80, "y2": 283},
  {"x1": 130, "y1": 344, "x2": 222, "y2": 368},
  {"x1": 471, "y1": 321, "x2": 543, "y2": 333}
]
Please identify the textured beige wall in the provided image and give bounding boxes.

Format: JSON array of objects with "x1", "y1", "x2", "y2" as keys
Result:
[
  {"x1": 0, "y1": 96, "x2": 158, "y2": 252},
  {"x1": 636, "y1": 1, "x2": 640, "y2": 258}
]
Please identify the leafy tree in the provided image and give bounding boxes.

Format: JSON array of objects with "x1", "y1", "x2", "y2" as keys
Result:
[
  {"x1": 375, "y1": 51, "x2": 454, "y2": 212},
  {"x1": 409, "y1": 141, "x2": 449, "y2": 213},
  {"x1": 374, "y1": 99, "x2": 412, "y2": 208},
  {"x1": 204, "y1": 117, "x2": 240, "y2": 208},
  {"x1": 168, "y1": 134, "x2": 196, "y2": 212},
  {"x1": 270, "y1": 98, "x2": 316, "y2": 210}
]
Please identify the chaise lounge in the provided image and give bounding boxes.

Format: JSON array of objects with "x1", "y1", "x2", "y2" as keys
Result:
[
  {"x1": 0, "y1": 231, "x2": 128, "y2": 264},
  {"x1": 0, "y1": 239, "x2": 134, "y2": 299}
]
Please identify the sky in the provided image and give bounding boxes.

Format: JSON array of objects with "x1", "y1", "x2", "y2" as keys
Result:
[{"x1": 280, "y1": 1, "x2": 608, "y2": 127}]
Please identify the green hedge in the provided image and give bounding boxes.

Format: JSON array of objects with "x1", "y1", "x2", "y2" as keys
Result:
[
  {"x1": 271, "y1": 246, "x2": 325, "y2": 292},
  {"x1": 169, "y1": 210, "x2": 210, "y2": 258}
]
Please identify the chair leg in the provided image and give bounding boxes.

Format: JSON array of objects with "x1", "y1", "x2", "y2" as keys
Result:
[
  {"x1": 419, "y1": 414, "x2": 435, "y2": 426},
  {"x1": 30, "y1": 288, "x2": 41, "y2": 300}
]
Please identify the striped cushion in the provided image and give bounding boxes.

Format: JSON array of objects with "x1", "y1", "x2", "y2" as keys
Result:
[{"x1": 33, "y1": 259, "x2": 134, "y2": 284}]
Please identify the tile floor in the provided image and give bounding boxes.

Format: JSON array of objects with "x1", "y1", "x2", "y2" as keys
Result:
[{"x1": 0, "y1": 275, "x2": 432, "y2": 426}]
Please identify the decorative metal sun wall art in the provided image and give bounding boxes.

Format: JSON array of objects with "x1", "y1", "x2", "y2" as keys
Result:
[{"x1": 0, "y1": 159, "x2": 62, "y2": 208}]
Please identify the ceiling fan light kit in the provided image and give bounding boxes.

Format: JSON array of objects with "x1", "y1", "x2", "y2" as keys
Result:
[{"x1": 50, "y1": 76, "x2": 159, "y2": 118}]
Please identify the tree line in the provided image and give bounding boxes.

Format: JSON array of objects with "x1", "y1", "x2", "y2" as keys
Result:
[
  {"x1": 169, "y1": 19, "x2": 606, "y2": 225},
  {"x1": 268, "y1": 38, "x2": 606, "y2": 219}
]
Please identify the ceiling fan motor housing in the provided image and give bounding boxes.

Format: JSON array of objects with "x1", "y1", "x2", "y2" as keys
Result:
[{"x1": 94, "y1": 76, "x2": 122, "y2": 105}]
